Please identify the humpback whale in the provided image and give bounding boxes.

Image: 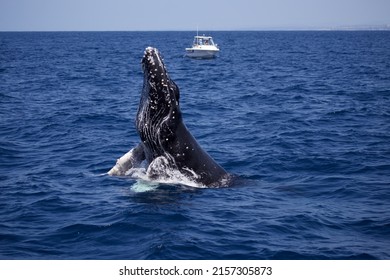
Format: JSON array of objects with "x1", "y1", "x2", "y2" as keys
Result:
[{"x1": 109, "y1": 47, "x2": 230, "y2": 187}]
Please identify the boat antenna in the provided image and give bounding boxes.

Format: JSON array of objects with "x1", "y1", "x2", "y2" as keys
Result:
[{"x1": 197, "y1": 25, "x2": 198, "y2": 37}]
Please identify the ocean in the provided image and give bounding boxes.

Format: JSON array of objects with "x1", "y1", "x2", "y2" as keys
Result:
[{"x1": 0, "y1": 31, "x2": 389, "y2": 259}]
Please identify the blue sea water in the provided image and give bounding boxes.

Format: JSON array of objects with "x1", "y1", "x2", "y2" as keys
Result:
[{"x1": 1, "y1": 31, "x2": 390, "y2": 260}]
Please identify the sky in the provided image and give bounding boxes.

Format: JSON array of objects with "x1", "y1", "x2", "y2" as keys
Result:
[{"x1": 0, "y1": 0, "x2": 390, "y2": 31}]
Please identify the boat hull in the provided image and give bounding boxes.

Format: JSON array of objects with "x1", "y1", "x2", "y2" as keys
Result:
[{"x1": 185, "y1": 48, "x2": 219, "y2": 59}]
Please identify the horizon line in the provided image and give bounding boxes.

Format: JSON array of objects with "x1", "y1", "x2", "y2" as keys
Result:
[
  {"x1": 1, "y1": 24, "x2": 390, "y2": 33},
  {"x1": 1, "y1": 27, "x2": 390, "y2": 33}
]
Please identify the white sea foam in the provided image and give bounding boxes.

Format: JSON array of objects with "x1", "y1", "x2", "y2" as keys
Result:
[
  {"x1": 123, "y1": 156, "x2": 207, "y2": 191},
  {"x1": 131, "y1": 180, "x2": 159, "y2": 193}
]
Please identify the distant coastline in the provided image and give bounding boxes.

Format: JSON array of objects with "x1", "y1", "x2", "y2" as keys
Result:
[{"x1": 328, "y1": 24, "x2": 390, "y2": 31}]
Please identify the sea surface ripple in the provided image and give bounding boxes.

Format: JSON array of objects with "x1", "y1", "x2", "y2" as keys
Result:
[{"x1": 1, "y1": 31, "x2": 389, "y2": 259}]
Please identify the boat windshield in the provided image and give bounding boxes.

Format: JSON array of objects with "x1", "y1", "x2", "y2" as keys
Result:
[{"x1": 193, "y1": 37, "x2": 214, "y2": 46}]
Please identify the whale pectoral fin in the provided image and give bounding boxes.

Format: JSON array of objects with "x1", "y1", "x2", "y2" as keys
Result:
[{"x1": 108, "y1": 144, "x2": 145, "y2": 176}]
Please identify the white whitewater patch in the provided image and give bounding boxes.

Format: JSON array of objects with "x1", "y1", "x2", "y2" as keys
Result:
[
  {"x1": 123, "y1": 157, "x2": 207, "y2": 192},
  {"x1": 131, "y1": 180, "x2": 159, "y2": 193}
]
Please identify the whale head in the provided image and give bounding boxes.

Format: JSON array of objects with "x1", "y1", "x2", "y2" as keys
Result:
[{"x1": 136, "y1": 47, "x2": 182, "y2": 160}]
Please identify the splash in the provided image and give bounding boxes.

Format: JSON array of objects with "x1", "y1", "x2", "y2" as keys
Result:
[
  {"x1": 125, "y1": 156, "x2": 208, "y2": 190},
  {"x1": 131, "y1": 180, "x2": 159, "y2": 193}
]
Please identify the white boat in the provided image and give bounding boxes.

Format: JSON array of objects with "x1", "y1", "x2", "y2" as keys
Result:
[{"x1": 185, "y1": 35, "x2": 219, "y2": 59}]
